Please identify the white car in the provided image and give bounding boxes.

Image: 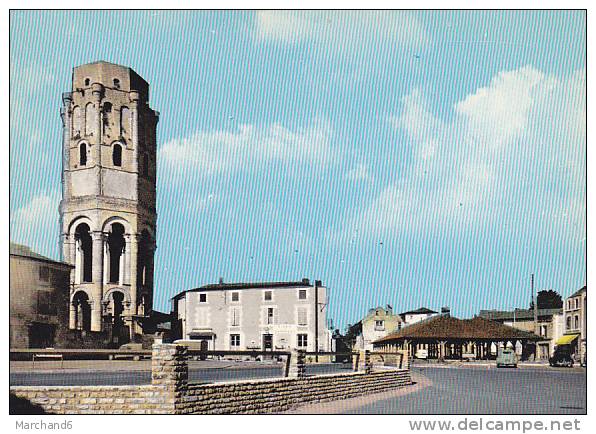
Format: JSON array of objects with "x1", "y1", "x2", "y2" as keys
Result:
[{"x1": 415, "y1": 348, "x2": 428, "y2": 359}]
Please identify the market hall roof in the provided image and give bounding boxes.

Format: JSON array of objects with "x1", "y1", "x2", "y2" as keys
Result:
[{"x1": 374, "y1": 315, "x2": 542, "y2": 344}]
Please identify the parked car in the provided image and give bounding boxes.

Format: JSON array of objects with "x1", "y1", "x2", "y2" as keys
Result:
[
  {"x1": 462, "y1": 352, "x2": 477, "y2": 362},
  {"x1": 496, "y1": 348, "x2": 518, "y2": 368},
  {"x1": 415, "y1": 348, "x2": 428, "y2": 359},
  {"x1": 549, "y1": 346, "x2": 574, "y2": 367}
]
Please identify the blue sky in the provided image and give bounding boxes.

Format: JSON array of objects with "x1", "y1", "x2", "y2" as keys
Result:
[{"x1": 10, "y1": 10, "x2": 585, "y2": 330}]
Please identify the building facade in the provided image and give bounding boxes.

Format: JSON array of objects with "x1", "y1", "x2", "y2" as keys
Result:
[
  {"x1": 400, "y1": 307, "x2": 439, "y2": 326},
  {"x1": 59, "y1": 61, "x2": 159, "y2": 344},
  {"x1": 10, "y1": 243, "x2": 73, "y2": 348},
  {"x1": 356, "y1": 306, "x2": 403, "y2": 351},
  {"x1": 563, "y1": 286, "x2": 586, "y2": 361},
  {"x1": 172, "y1": 279, "x2": 332, "y2": 352},
  {"x1": 478, "y1": 308, "x2": 564, "y2": 360}
]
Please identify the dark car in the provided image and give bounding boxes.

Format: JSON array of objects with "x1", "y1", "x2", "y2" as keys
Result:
[{"x1": 549, "y1": 346, "x2": 574, "y2": 367}]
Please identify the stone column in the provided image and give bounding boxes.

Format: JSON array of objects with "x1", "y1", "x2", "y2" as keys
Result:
[
  {"x1": 69, "y1": 300, "x2": 76, "y2": 329},
  {"x1": 129, "y1": 234, "x2": 138, "y2": 315},
  {"x1": 91, "y1": 231, "x2": 104, "y2": 332},
  {"x1": 103, "y1": 238, "x2": 110, "y2": 285},
  {"x1": 287, "y1": 348, "x2": 305, "y2": 378},
  {"x1": 124, "y1": 234, "x2": 131, "y2": 285},
  {"x1": 151, "y1": 342, "x2": 188, "y2": 414},
  {"x1": 74, "y1": 238, "x2": 81, "y2": 285},
  {"x1": 61, "y1": 92, "x2": 72, "y2": 200},
  {"x1": 356, "y1": 349, "x2": 371, "y2": 373},
  {"x1": 129, "y1": 91, "x2": 140, "y2": 174}
]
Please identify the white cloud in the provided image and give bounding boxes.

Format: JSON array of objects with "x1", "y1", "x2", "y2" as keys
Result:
[
  {"x1": 332, "y1": 66, "x2": 585, "y2": 243},
  {"x1": 10, "y1": 190, "x2": 61, "y2": 258},
  {"x1": 159, "y1": 120, "x2": 337, "y2": 179},
  {"x1": 346, "y1": 163, "x2": 371, "y2": 182},
  {"x1": 254, "y1": 11, "x2": 428, "y2": 49}
]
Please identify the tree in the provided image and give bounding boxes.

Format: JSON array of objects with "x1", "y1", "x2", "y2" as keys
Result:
[
  {"x1": 342, "y1": 322, "x2": 362, "y2": 348},
  {"x1": 531, "y1": 290, "x2": 563, "y2": 310}
]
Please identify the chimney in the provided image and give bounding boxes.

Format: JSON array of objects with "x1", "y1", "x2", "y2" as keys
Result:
[
  {"x1": 441, "y1": 306, "x2": 451, "y2": 316},
  {"x1": 219, "y1": 277, "x2": 224, "y2": 284},
  {"x1": 302, "y1": 277, "x2": 310, "y2": 285}
]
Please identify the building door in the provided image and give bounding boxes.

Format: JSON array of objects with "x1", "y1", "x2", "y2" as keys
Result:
[
  {"x1": 200, "y1": 340, "x2": 208, "y2": 360},
  {"x1": 262, "y1": 334, "x2": 273, "y2": 351}
]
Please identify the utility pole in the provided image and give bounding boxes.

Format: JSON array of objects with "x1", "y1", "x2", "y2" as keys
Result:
[{"x1": 532, "y1": 274, "x2": 538, "y2": 332}]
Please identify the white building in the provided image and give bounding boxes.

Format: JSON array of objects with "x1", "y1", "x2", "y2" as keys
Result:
[
  {"x1": 172, "y1": 279, "x2": 332, "y2": 352},
  {"x1": 400, "y1": 307, "x2": 439, "y2": 326},
  {"x1": 355, "y1": 306, "x2": 404, "y2": 351}
]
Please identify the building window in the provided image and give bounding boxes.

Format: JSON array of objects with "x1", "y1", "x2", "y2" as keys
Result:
[
  {"x1": 113, "y1": 78, "x2": 120, "y2": 89},
  {"x1": 298, "y1": 289, "x2": 307, "y2": 300},
  {"x1": 39, "y1": 266, "x2": 50, "y2": 282},
  {"x1": 230, "y1": 334, "x2": 240, "y2": 348},
  {"x1": 199, "y1": 293, "x2": 207, "y2": 303},
  {"x1": 375, "y1": 320, "x2": 385, "y2": 331},
  {"x1": 540, "y1": 325, "x2": 548, "y2": 337},
  {"x1": 84, "y1": 78, "x2": 90, "y2": 86},
  {"x1": 37, "y1": 291, "x2": 55, "y2": 315},
  {"x1": 574, "y1": 315, "x2": 579, "y2": 330},
  {"x1": 112, "y1": 143, "x2": 122, "y2": 167},
  {"x1": 267, "y1": 307, "x2": 274, "y2": 325},
  {"x1": 79, "y1": 143, "x2": 87, "y2": 166},
  {"x1": 297, "y1": 307, "x2": 307, "y2": 326},
  {"x1": 575, "y1": 299, "x2": 579, "y2": 309},
  {"x1": 297, "y1": 334, "x2": 308, "y2": 348},
  {"x1": 231, "y1": 292, "x2": 239, "y2": 302},
  {"x1": 264, "y1": 291, "x2": 272, "y2": 301},
  {"x1": 566, "y1": 316, "x2": 571, "y2": 331},
  {"x1": 231, "y1": 308, "x2": 240, "y2": 327}
]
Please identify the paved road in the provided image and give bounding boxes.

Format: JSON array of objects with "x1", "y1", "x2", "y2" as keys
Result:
[
  {"x1": 341, "y1": 365, "x2": 586, "y2": 414},
  {"x1": 9, "y1": 362, "x2": 353, "y2": 386}
]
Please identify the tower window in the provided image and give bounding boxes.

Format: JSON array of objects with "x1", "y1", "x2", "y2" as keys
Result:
[
  {"x1": 84, "y1": 78, "x2": 90, "y2": 86},
  {"x1": 112, "y1": 143, "x2": 122, "y2": 167},
  {"x1": 107, "y1": 223, "x2": 125, "y2": 284},
  {"x1": 79, "y1": 143, "x2": 87, "y2": 166},
  {"x1": 75, "y1": 223, "x2": 92, "y2": 283},
  {"x1": 113, "y1": 78, "x2": 120, "y2": 89}
]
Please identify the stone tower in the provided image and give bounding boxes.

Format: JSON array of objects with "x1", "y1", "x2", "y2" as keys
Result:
[{"x1": 59, "y1": 61, "x2": 158, "y2": 343}]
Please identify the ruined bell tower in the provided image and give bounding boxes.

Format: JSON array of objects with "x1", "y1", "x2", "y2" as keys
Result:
[{"x1": 59, "y1": 61, "x2": 158, "y2": 343}]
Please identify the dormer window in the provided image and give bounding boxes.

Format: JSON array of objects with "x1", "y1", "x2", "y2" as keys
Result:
[{"x1": 112, "y1": 143, "x2": 122, "y2": 167}]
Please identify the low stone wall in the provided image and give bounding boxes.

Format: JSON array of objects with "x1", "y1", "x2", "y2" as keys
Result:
[
  {"x1": 180, "y1": 369, "x2": 411, "y2": 414},
  {"x1": 10, "y1": 344, "x2": 412, "y2": 415},
  {"x1": 10, "y1": 385, "x2": 172, "y2": 414}
]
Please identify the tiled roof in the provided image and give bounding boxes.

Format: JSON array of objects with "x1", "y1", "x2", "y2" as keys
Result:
[
  {"x1": 374, "y1": 315, "x2": 541, "y2": 344},
  {"x1": 172, "y1": 279, "x2": 320, "y2": 299},
  {"x1": 9, "y1": 242, "x2": 71, "y2": 267},
  {"x1": 400, "y1": 307, "x2": 438, "y2": 316},
  {"x1": 569, "y1": 286, "x2": 586, "y2": 299},
  {"x1": 479, "y1": 308, "x2": 562, "y2": 321}
]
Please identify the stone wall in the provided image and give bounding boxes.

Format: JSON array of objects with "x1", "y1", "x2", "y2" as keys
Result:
[
  {"x1": 10, "y1": 386, "x2": 170, "y2": 414},
  {"x1": 10, "y1": 343, "x2": 411, "y2": 415},
  {"x1": 179, "y1": 369, "x2": 412, "y2": 414}
]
